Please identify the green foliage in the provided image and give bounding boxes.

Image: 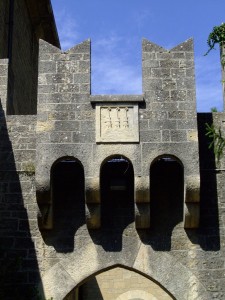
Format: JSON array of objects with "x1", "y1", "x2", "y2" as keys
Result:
[
  {"x1": 211, "y1": 107, "x2": 218, "y2": 112},
  {"x1": 204, "y1": 23, "x2": 225, "y2": 56},
  {"x1": 205, "y1": 123, "x2": 225, "y2": 163}
]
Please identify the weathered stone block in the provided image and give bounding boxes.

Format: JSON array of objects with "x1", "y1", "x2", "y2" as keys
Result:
[
  {"x1": 142, "y1": 60, "x2": 160, "y2": 68},
  {"x1": 56, "y1": 61, "x2": 78, "y2": 73},
  {"x1": 46, "y1": 73, "x2": 73, "y2": 84},
  {"x1": 58, "y1": 83, "x2": 80, "y2": 93},
  {"x1": 73, "y1": 131, "x2": 95, "y2": 143},
  {"x1": 162, "y1": 129, "x2": 171, "y2": 142},
  {"x1": 54, "y1": 120, "x2": 80, "y2": 131},
  {"x1": 160, "y1": 60, "x2": 179, "y2": 68},
  {"x1": 49, "y1": 132, "x2": 72, "y2": 143},
  {"x1": 168, "y1": 111, "x2": 186, "y2": 119},
  {"x1": 170, "y1": 130, "x2": 187, "y2": 142},
  {"x1": 140, "y1": 130, "x2": 161, "y2": 143},
  {"x1": 162, "y1": 79, "x2": 177, "y2": 90},
  {"x1": 151, "y1": 68, "x2": 171, "y2": 78},
  {"x1": 143, "y1": 78, "x2": 163, "y2": 91},
  {"x1": 38, "y1": 84, "x2": 57, "y2": 94},
  {"x1": 73, "y1": 73, "x2": 90, "y2": 84},
  {"x1": 39, "y1": 61, "x2": 56, "y2": 74}
]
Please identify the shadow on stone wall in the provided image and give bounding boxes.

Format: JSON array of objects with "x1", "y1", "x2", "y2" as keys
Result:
[
  {"x1": 78, "y1": 277, "x2": 104, "y2": 300},
  {"x1": 189, "y1": 113, "x2": 220, "y2": 251},
  {"x1": 0, "y1": 101, "x2": 44, "y2": 299}
]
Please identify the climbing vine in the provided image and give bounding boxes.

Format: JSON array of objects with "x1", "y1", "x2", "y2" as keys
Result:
[
  {"x1": 204, "y1": 24, "x2": 225, "y2": 164},
  {"x1": 205, "y1": 123, "x2": 225, "y2": 163}
]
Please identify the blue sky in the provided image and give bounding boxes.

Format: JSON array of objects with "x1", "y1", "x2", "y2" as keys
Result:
[{"x1": 51, "y1": 0, "x2": 225, "y2": 112}]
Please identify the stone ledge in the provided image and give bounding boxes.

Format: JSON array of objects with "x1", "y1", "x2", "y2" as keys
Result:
[{"x1": 90, "y1": 94, "x2": 144, "y2": 103}]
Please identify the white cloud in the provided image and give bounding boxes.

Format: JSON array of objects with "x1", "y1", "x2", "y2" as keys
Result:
[
  {"x1": 54, "y1": 9, "x2": 79, "y2": 50},
  {"x1": 91, "y1": 34, "x2": 142, "y2": 94},
  {"x1": 133, "y1": 9, "x2": 153, "y2": 34},
  {"x1": 94, "y1": 34, "x2": 123, "y2": 51},
  {"x1": 92, "y1": 55, "x2": 142, "y2": 94}
]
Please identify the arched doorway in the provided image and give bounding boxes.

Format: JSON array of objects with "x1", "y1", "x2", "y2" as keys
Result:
[
  {"x1": 100, "y1": 155, "x2": 134, "y2": 230},
  {"x1": 65, "y1": 267, "x2": 174, "y2": 300},
  {"x1": 49, "y1": 157, "x2": 85, "y2": 251},
  {"x1": 150, "y1": 156, "x2": 184, "y2": 231}
]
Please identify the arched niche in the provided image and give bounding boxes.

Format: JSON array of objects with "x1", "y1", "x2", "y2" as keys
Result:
[
  {"x1": 150, "y1": 155, "x2": 184, "y2": 231},
  {"x1": 64, "y1": 266, "x2": 174, "y2": 300},
  {"x1": 42, "y1": 157, "x2": 85, "y2": 252},
  {"x1": 100, "y1": 155, "x2": 134, "y2": 230}
]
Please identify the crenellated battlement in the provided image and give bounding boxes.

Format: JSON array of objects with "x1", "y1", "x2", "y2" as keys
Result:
[{"x1": 35, "y1": 38, "x2": 200, "y2": 233}]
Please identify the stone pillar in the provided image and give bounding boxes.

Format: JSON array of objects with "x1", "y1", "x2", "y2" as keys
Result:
[
  {"x1": 184, "y1": 175, "x2": 200, "y2": 228},
  {"x1": 135, "y1": 176, "x2": 150, "y2": 229},
  {"x1": 85, "y1": 177, "x2": 101, "y2": 229}
]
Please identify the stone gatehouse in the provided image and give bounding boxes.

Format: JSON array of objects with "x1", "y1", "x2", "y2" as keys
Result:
[{"x1": 0, "y1": 1, "x2": 225, "y2": 299}]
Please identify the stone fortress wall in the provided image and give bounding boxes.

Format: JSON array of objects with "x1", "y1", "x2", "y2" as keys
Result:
[{"x1": 0, "y1": 1, "x2": 225, "y2": 299}]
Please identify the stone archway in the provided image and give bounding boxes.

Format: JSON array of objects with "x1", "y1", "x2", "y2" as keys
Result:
[
  {"x1": 39, "y1": 243, "x2": 211, "y2": 300},
  {"x1": 72, "y1": 267, "x2": 173, "y2": 300}
]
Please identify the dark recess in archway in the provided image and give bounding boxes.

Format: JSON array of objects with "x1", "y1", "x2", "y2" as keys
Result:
[
  {"x1": 101, "y1": 156, "x2": 134, "y2": 231},
  {"x1": 44, "y1": 158, "x2": 85, "y2": 252},
  {"x1": 150, "y1": 156, "x2": 183, "y2": 248}
]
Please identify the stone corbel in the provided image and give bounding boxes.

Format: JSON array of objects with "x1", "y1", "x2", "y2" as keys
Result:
[
  {"x1": 85, "y1": 177, "x2": 101, "y2": 229},
  {"x1": 36, "y1": 177, "x2": 52, "y2": 230},
  {"x1": 135, "y1": 176, "x2": 150, "y2": 229},
  {"x1": 184, "y1": 175, "x2": 200, "y2": 228}
]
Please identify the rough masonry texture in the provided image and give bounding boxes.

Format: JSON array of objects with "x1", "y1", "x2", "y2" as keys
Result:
[{"x1": 0, "y1": 2, "x2": 225, "y2": 300}]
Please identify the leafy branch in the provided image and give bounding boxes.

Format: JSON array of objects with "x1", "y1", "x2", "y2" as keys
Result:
[
  {"x1": 204, "y1": 23, "x2": 225, "y2": 56},
  {"x1": 205, "y1": 123, "x2": 225, "y2": 163}
]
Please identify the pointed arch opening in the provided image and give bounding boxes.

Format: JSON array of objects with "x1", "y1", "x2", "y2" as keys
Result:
[
  {"x1": 100, "y1": 155, "x2": 134, "y2": 230},
  {"x1": 150, "y1": 155, "x2": 184, "y2": 231},
  {"x1": 64, "y1": 266, "x2": 174, "y2": 300}
]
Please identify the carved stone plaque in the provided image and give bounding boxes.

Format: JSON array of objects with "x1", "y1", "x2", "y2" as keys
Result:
[{"x1": 96, "y1": 104, "x2": 139, "y2": 143}]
